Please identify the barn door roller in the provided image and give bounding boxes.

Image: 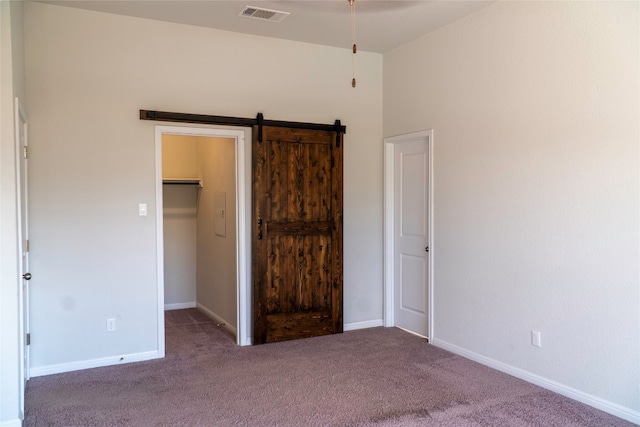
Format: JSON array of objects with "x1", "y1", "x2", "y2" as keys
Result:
[
  {"x1": 257, "y1": 113, "x2": 264, "y2": 143},
  {"x1": 334, "y1": 119, "x2": 342, "y2": 148}
]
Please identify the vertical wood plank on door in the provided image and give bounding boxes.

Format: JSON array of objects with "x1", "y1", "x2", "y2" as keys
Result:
[
  {"x1": 331, "y1": 132, "x2": 344, "y2": 334},
  {"x1": 252, "y1": 124, "x2": 267, "y2": 343}
]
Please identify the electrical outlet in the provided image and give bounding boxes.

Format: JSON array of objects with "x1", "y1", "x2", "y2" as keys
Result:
[
  {"x1": 107, "y1": 318, "x2": 116, "y2": 332},
  {"x1": 531, "y1": 330, "x2": 541, "y2": 347}
]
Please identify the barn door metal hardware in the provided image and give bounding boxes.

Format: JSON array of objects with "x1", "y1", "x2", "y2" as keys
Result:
[
  {"x1": 140, "y1": 110, "x2": 346, "y2": 142},
  {"x1": 257, "y1": 113, "x2": 264, "y2": 143},
  {"x1": 334, "y1": 120, "x2": 342, "y2": 147}
]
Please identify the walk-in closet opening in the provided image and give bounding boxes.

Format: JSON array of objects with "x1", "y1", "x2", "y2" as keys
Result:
[
  {"x1": 155, "y1": 125, "x2": 251, "y2": 350},
  {"x1": 162, "y1": 133, "x2": 238, "y2": 340}
]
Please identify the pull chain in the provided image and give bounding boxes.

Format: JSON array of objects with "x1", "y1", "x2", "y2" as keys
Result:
[{"x1": 349, "y1": 0, "x2": 356, "y2": 88}]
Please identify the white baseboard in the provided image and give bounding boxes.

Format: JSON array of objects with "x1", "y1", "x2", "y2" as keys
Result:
[
  {"x1": 164, "y1": 302, "x2": 196, "y2": 310},
  {"x1": 344, "y1": 318, "x2": 383, "y2": 331},
  {"x1": 30, "y1": 350, "x2": 160, "y2": 378},
  {"x1": 196, "y1": 303, "x2": 237, "y2": 336},
  {"x1": 0, "y1": 419, "x2": 22, "y2": 427},
  {"x1": 431, "y1": 338, "x2": 640, "y2": 425}
]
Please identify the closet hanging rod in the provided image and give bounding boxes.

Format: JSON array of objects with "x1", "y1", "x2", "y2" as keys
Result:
[{"x1": 162, "y1": 178, "x2": 203, "y2": 187}]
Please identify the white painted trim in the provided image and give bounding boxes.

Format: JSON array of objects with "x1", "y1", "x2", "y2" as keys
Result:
[
  {"x1": 344, "y1": 319, "x2": 383, "y2": 331},
  {"x1": 383, "y1": 130, "x2": 434, "y2": 340},
  {"x1": 14, "y1": 97, "x2": 29, "y2": 418},
  {"x1": 0, "y1": 419, "x2": 23, "y2": 427},
  {"x1": 154, "y1": 127, "x2": 166, "y2": 358},
  {"x1": 155, "y1": 125, "x2": 251, "y2": 349},
  {"x1": 431, "y1": 339, "x2": 640, "y2": 425},
  {"x1": 164, "y1": 302, "x2": 196, "y2": 310},
  {"x1": 196, "y1": 303, "x2": 237, "y2": 336},
  {"x1": 235, "y1": 128, "x2": 252, "y2": 346},
  {"x1": 383, "y1": 141, "x2": 395, "y2": 328},
  {"x1": 30, "y1": 351, "x2": 159, "y2": 377}
]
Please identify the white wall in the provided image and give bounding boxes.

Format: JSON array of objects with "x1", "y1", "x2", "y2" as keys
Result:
[
  {"x1": 196, "y1": 137, "x2": 237, "y2": 330},
  {"x1": 162, "y1": 134, "x2": 197, "y2": 179},
  {"x1": 162, "y1": 135, "x2": 198, "y2": 308},
  {"x1": 25, "y1": 2, "x2": 383, "y2": 373},
  {"x1": 0, "y1": 1, "x2": 25, "y2": 425},
  {"x1": 162, "y1": 184, "x2": 198, "y2": 307},
  {"x1": 384, "y1": 0, "x2": 639, "y2": 420}
]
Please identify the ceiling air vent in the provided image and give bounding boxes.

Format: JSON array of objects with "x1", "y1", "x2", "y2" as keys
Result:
[{"x1": 239, "y1": 6, "x2": 290, "y2": 22}]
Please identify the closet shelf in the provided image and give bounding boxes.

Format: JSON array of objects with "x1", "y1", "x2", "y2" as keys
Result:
[
  {"x1": 162, "y1": 178, "x2": 203, "y2": 188},
  {"x1": 162, "y1": 178, "x2": 203, "y2": 214}
]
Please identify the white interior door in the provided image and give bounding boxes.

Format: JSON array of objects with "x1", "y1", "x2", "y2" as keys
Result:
[
  {"x1": 15, "y1": 97, "x2": 30, "y2": 412},
  {"x1": 393, "y1": 136, "x2": 430, "y2": 337}
]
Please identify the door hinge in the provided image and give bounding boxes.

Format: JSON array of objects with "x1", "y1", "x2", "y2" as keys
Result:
[
  {"x1": 26, "y1": 333, "x2": 30, "y2": 346},
  {"x1": 25, "y1": 239, "x2": 30, "y2": 252},
  {"x1": 23, "y1": 146, "x2": 28, "y2": 159}
]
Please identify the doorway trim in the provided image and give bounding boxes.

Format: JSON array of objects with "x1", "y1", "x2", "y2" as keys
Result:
[
  {"x1": 155, "y1": 125, "x2": 252, "y2": 351},
  {"x1": 383, "y1": 129, "x2": 434, "y2": 339},
  {"x1": 15, "y1": 96, "x2": 29, "y2": 417}
]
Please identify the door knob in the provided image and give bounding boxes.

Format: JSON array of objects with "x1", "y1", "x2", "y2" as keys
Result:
[
  {"x1": 425, "y1": 247, "x2": 429, "y2": 253},
  {"x1": 22, "y1": 272, "x2": 32, "y2": 280}
]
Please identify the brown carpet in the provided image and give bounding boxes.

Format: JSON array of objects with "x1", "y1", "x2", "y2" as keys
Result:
[{"x1": 24, "y1": 309, "x2": 634, "y2": 427}]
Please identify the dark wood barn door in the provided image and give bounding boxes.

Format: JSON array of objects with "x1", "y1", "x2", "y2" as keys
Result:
[{"x1": 252, "y1": 126, "x2": 343, "y2": 344}]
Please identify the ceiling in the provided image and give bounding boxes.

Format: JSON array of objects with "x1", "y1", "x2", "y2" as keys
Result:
[{"x1": 40, "y1": 0, "x2": 495, "y2": 53}]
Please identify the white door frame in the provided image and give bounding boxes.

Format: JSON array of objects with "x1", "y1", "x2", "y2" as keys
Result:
[
  {"x1": 383, "y1": 129, "x2": 434, "y2": 339},
  {"x1": 155, "y1": 125, "x2": 252, "y2": 352},
  {"x1": 15, "y1": 96, "x2": 29, "y2": 415}
]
